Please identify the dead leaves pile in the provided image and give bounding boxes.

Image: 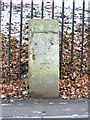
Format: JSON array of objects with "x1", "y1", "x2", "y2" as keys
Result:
[
  {"x1": 60, "y1": 23, "x2": 88, "y2": 80},
  {"x1": 59, "y1": 74, "x2": 89, "y2": 99},
  {"x1": 1, "y1": 80, "x2": 30, "y2": 102},
  {"x1": 1, "y1": 34, "x2": 29, "y2": 101},
  {"x1": 59, "y1": 23, "x2": 89, "y2": 99}
]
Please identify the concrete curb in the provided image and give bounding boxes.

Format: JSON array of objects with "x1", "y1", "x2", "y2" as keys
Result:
[
  {"x1": 1, "y1": 115, "x2": 89, "y2": 120},
  {"x1": 2, "y1": 99, "x2": 90, "y2": 120}
]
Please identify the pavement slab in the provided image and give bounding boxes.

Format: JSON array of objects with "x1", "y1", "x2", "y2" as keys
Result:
[{"x1": 1, "y1": 99, "x2": 90, "y2": 120}]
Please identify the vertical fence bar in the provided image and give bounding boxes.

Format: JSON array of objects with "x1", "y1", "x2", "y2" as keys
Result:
[
  {"x1": 87, "y1": 0, "x2": 90, "y2": 77},
  {"x1": 71, "y1": 0, "x2": 75, "y2": 67},
  {"x1": 52, "y1": 0, "x2": 54, "y2": 19},
  {"x1": 7, "y1": 0, "x2": 12, "y2": 83},
  {"x1": 88, "y1": 0, "x2": 90, "y2": 69},
  {"x1": 60, "y1": 0, "x2": 64, "y2": 80},
  {"x1": 41, "y1": 0, "x2": 44, "y2": 19},
  {"x1": 0, "y1": 0, "x2": 1, "y2": 84},
  {"x1": 31, "y1": 0, "x2": 33, "y2": 19},
  {"x1": 88, "y1": 0, "x2": 90, "y2": 28},
  {"x1": 18, "y1": 0, "x2": 23, "y2": 79},
  {"x1": 80, "y1": 0, "x2": 85, "y2": 77},
  {"x1": 0, "y1": 0, "x2": 1, "y2": 34}
]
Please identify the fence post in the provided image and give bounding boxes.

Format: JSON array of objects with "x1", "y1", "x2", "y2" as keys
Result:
[
  {"x1": 31, "y1": 0, "x2": 33, "y2": 19},
  {"x1": 60, "y1": 0, "x2": 64, "y2": 80},
  {"x1": 18, "y1": 0, "x2": 23, "y2": 79},
  {"x1": 41, "y1": 0, "x2": 44, "y2": 19},
  {"x1": 0, "y1": 0, "x2": 2, "y2": 34},
  {"x1": 8, "y1": 0, "x2": 12, "y2": 83},
  {"x1": 87, "y1": 0, "x2": 90, "y2": 76},
  {"x1": 52, "y1": 0, "x2": 54, "y2": 19},
  {"x1": 71, "y1": 0, "x2": 75, "y2": 67},
  {"x1": 80, "y1": 0, "x2": 85, "y2": 77},
  {"x1": 0, "y1": 0, "x2": 1, "y2": 84}
]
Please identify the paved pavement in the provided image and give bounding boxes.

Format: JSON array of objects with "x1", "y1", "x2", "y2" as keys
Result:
[{"x1": 1, "y1": 99, "x2": 90, "y2": 120}]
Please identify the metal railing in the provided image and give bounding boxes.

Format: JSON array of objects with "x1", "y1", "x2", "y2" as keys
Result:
[
  {"x1": 0, "y1": 0, "x2": 1, "y2": 34},
  {"x1": 1, "y1": 0, "x2": 89, "y2": 83}
]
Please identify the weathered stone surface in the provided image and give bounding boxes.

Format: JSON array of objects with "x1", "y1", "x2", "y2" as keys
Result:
[{"x1": 28, "y1": 19, "x2": 59, "y2": 98}]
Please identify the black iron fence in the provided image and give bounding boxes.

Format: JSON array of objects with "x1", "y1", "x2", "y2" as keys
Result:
[{"x1": 1, "y1": 0, "x2": 89, "y2": 83}]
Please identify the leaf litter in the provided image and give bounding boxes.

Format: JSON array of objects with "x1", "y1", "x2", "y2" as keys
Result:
[{"x1": 0, "y1": 1, "x2": 89, "y2": 101}]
